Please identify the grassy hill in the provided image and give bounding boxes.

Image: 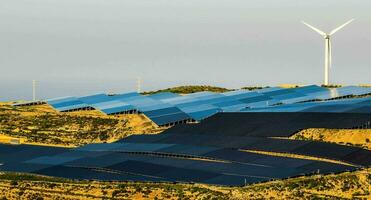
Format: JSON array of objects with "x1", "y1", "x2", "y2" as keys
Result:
[
  {"x1": 291, "y1": 129, "x2": 371, "y2": 150},
  {"x1": 142, "y1": 85, "x2": 232, "y2": 95},
  {"x1": 0, "y1": 104, "x2": 163, "y2": 147},
  {"x1": 142, "y1": 85, "x2": 273, "y2": 95},
  {"x1": 0, "y1": 168, "x2": 369, "y2": 199}
]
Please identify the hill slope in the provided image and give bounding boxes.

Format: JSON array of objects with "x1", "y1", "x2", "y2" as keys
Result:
[
  {"x1": 0, "y1": 168, "x2": 369, "y2": 199},
  {"x1": 291, "y1": 128, "x2": 371, "y2": 150},
  {"x1": 0, "y1": 104, "x2": 163, "y2": 147}
]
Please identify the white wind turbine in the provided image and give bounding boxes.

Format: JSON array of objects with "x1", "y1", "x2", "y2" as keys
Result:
[{"x1": 302, "y1": 19, "x2": 354, "y2": 85}]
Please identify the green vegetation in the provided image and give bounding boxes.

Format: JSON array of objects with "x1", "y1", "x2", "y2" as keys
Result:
[
  {"x1": 142, "y1": 85, "x2": 232, "y2": 95},
  {"x1": 142, "y1": 85, "x2": 273, "y2": 95},
  {"x1": 321, "y1": 84, "x2": 342, "y2": 88},
  {"x1": 0, "y1": 172, "x2": 230, "y2": 200},
  {"x1": 241, "y1": 86, "x2": 269, "y2": 90}
]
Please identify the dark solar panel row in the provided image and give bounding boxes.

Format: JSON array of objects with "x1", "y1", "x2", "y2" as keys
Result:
[
  {"x1": 1, "y1": 107, "x2": 370, "y2": 186},
  {"x1": 0, "y1": 141, "x2": 364, "y2": 186},
  {"x1": 163, "y1": 112, "x2": 371, "y2": 137}
]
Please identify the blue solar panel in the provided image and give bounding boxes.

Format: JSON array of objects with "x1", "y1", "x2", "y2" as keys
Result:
[
  {"x1": 335, "y1": 86, "x2": 371, "y2": 97},
  {"x1": 140, "y1": 103, "x2": 174, "y2": 112},
  {"x1": 77, "y1": 143, "x2": 129, "y2": 151},
  {"x1": 224, "y1": 92, "x2": 262, "y2": 101},
  {"x1": 143, "y1": 106, "x2": 183, "y2": 117},
  {"x1": 65, "y1": 152, "x2": 130, "y2": 167},
  {"x1": 254, "y1": 87, "x2": 282, "y2": 93},
  {"x1": 258, "y1": 88, "x2": 293, "y2": 96},
  {"x1": 0, "y1": 162, "x2": 51, "y2": 173},
  {"x1": 112, "y1": 143, "x2": 175, "y2": 152},
  {"x1": 155, "y1": 167, "x2": 220, "y2": 182},
  {"x1": 222, "y1": 89, "x2": 253, "y2": 96},
  {"x1": 218, "y1": 102, "x2": 248, "y2": 112},
  {"x1": 239, "y1": 95, "x2": 272, "y2": 104},
  {"x1": 78, "y1": 93, "x2": 112, "y2": 104},
  {"x1": 95, "y1": 101, "x2": 136, "y2": 114},
  {"x1": 47, "y1": 97, "x2": 89, "y2": 111},
  {"x1": 185, "y1": 91, "x2": 218, "y2": 98},
  {"x1": 47, "y1": 96, "x2": 76, "y2": 105},
  {"x1": 187, "y1": 108, "x2": 221, "y2": 120},
  {"x1": 147, "y1": 92, "x2": 180, "y2": 100},
  {"x1": 292, "y1": 85, "x2": 328, "y2": 94},
  {"x1": 347, "y1": 106, "x2": 371, "y2": 113},
  {"x1": 162, "y1": 92, "x2": 221, "y2": 106},
  {"x1": 301, "y1": 105, "x2": 360, "y2": 113},
  {"x1": 157, "y1": 144, "x2": 218, "y2": 155},
  {"x1": 272, "y1": 92, "x2": 306, "y2": 101},
  {"x1": 149, "y1": 112, "x2": 190, "y2": 125},
  {"x1": 42, "y1": 85, "x2": 371, "y2": 125},
  {"x1": 112, "y1": 92, "x2": 141, "y2": 99},
  {"x1": 25, "y1": 156, "x2": 82, "y2": 165}
]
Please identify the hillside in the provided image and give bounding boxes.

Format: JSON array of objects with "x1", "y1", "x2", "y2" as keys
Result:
[
  {"x1": 291, "y1": 128, "x2": 371, "y2": 150},
  {"x1": 0, "y1": 104, "x2": 163, "y2": 147},
  {"x1": 0, "y1": 168, "x2": 369, "y2": 199}
]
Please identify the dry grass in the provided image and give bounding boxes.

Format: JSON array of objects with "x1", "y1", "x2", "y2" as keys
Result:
[
  {"x1": 239, "y1": 149, "x2": 357, "y2": 167},
  {"x1": 0, "y1": 168, "x2": 369, "y2": 199},
  {"x1": 291, "y1": 128, "x2": 371, "y2": 150},
  {"x1": 0, "y1": 104, "x2": 163, "y2": 147}
]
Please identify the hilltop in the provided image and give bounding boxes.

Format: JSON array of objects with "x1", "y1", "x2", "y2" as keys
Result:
[
  {"x1": 141, "y1": 85, "x2": 232, "y2": 95},
  {"x1": 0, "y1": 104, "x2": 164, "y2": 147},
  {"x1": 291, "y1": 128, "x2": 371, "y2": 150}
]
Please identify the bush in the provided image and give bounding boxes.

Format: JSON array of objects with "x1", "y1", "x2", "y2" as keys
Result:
[{"x1": 10, "y1": 180, "x2": 18, "y2": 186}]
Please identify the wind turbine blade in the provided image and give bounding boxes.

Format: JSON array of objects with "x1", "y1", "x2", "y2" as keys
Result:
[
  {"x1": 329, "y1": 19, "x2": 354, "y2": 35},
  {"x1": 301, "y1": 21, "x2": 327, "y2": 36}
]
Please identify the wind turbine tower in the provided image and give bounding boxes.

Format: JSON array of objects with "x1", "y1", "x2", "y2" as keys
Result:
[
  {"x1": 302, "y1": 19, "x2": 354, "y2": 85},
  {"x1": 137, "y1": 77, "x2": 141, "y2": 93},
  {"x1": 32, "y1": 80, "x2": 36, "y2": 101}
]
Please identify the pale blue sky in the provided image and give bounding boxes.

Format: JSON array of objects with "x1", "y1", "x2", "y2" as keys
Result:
[{"x1": 1, "y1": 0, "x2": 370, "y2": 100}]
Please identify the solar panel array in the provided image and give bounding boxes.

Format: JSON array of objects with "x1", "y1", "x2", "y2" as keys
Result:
[
  {"x1": 243, "y1": 97, "x2": 371, "y2": 113},
  {"x1": 1, "y1": 112, "x2": 370, "y2": 186},
  {"x1": 33, "y1": 85, "x2": 371, "y2": 126}
]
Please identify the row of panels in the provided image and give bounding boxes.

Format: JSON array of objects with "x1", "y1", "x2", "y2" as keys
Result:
[
  {"x1": 13, "y1": 85, "x2": 371, "y2": 126},
  {"x1": 243, "y1": 97, "x2": 371, "y2": 113},
  {"x1": 0, "y1": 140, "x2": 360, "y2": 186},
  {"x1": 1, "y1": 111, "x2": 370, "y2": 185},
  {"x1": 163, "y1": 112, "x2": 371, "y2": 137}
]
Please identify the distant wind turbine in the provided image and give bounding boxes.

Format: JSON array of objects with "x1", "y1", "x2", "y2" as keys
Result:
[
  {"x1": 301, "y1": 19, "x2": 354, "y2": 85},
  {"x1": 32, "y1": 80, "x2": 36, "y2": 101}
]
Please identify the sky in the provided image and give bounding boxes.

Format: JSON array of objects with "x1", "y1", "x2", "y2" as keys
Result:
[{"x1": 0, "y1": 0, "x2": 370, "y2": 101}]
